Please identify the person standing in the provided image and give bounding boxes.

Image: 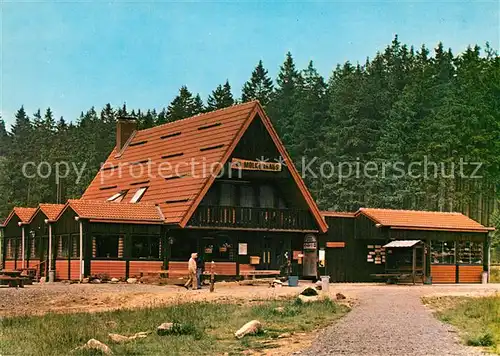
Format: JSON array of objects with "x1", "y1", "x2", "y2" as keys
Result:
[
  {"x1": 196, "y1": 254, "x2": 204, "y2": 289},
  {"x1": 184, "y1": 252, "x2": 198, "y2": 290}
]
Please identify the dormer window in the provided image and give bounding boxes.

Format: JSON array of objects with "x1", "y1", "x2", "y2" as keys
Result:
[
  {"x1": 107, "y1": 190, "x2": 128, "y2": 202},
  {"x1": 130, "y1": 187, "x2": 148, "y2": 203}
]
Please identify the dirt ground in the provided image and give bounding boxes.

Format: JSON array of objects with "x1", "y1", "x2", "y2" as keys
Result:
[
  {"x1": 1, "y1": 281, "x2": 499, "y2": 318},
  {"x1": 1, "y1": 282, "x2": 499, "y2": 355}
]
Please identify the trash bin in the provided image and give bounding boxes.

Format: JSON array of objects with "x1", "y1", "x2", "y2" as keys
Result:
[
  {"x1": 288, "y1": 276, "x2": 299, "y2": 287},
  {"x1": 320, "y1": 276, "x2": 330, "y2": 292},
  {"x1": 48, "y1": 270, "x2": 55, "y2": 283}
]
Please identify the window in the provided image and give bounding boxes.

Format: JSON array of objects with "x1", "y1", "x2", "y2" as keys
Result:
[
  {"x1": 220, "y1": 183, "x2": 236, "y2": 206},
  {"x1": 57, "y1": 235, "x2": 70, "y2": 258},
  {"x1": 240, "y1": 185, "x2": 255, "y2": 208},
  {"x1": 130, "y1": 187, "x2": 148, "y2": 203},
  {"x1": 202, "y1": 235, "x2": 234, "y2": 262},
  {"x1": 431, "y1": 241, "x2": 455, "y2": 264},
  {"x1": 259, "y1": 185, "x2": 275, "y2": 208},
  {"x1": 131, "y1": 235, "x2": 161, "y2": 259},
  {"x1": 71, "y1": 235, "x2": 80, "y2": 258},
  {"x1": 94, "y1": 235, "x2": 119, "y2": 258},
  {"x1": 201, "y1": 187, "x2": 217, "y2": 206},
  {"x1": 457, "y1": 241, "x2": 483, "y2": 264},
  {"x1": 6, "y1": 238, "x2": 14, "y2": 259},
  {"x1": 170, "y1": 234, "x2": 197, "y2": 261},
  {"x1": 29, "y1": 235, "x2": 38, "y2": 259},
  {"x1": 108, "y1": 190, "x2": 128, "y2": 202}
]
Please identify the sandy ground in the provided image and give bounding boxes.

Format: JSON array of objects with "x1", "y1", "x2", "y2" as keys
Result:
[{"x1": 1, "y1": 282, "x2": 499, "y2": 355}]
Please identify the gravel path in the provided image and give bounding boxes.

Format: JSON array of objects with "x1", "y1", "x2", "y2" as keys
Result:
[{"x1": 298, "y1": 285, "x2": 490, "y2": 356}]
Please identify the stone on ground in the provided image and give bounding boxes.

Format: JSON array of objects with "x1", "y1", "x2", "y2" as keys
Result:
[
  {"x1": 336, "y1": 293, "x2": 346, "y2": 300},
  {"x1": 157, "y1": 322, "x2": 174, "y2": 336},
  {"x1": 127, "y1": 278, "x2": 137, "y2": 284},
  {"x1": 300, "y1": 287, "x2": 319, "y2": 296},
  {"x1": 234, "y1": 320, "x2": 262, "y2": 339},
  {"x1": 298, "y1": 294, "x2": 319, "y2": 303},
  {"x1": 73, "y1": 338, "x2": 112, "y2": 355},
  {"x1": 110, "y1": 278, "x2": 119, "y2": 283}
]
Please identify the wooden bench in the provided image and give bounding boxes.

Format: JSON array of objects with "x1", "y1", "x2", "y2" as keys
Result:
[
  {"x1": 0, "y1": 275, "x2": 25, "y2": 288},
  {"x1": 240, "y1": 270, "x2": 281, "y2": 280}
]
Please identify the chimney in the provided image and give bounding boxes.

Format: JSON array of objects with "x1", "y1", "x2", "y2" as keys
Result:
[{"x1": 116, "y1": 116, "x2": 137, "y2": 151}]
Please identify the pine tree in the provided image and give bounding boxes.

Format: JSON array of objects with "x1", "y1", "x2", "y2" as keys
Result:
[
  {"x1": 0, "y1": 117, "x2": 10, "y2": 157},
  {"x1": 206, "y1": 80, "x2": 234, "y2": 111},
  {"x1": 241, "y1": 60, "x2": 274, "y2": 106}
]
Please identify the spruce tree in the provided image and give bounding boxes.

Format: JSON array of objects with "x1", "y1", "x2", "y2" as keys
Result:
[
  {"x1": 241, "y1": 60, "x2": 274, "y2": 106},
  {"x1": 166, "y1": 86, "x2": 200, "y2": 122},
  {"x1": 207, "y1": 80, "x2": 234, "y2": 111}
]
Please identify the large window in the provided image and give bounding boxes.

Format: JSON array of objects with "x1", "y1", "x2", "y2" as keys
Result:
[
  {"x1": 71, "y1": 235, "x2": 80, "y2": 258},
  {"x1": 220, "y1": 183, "x2": 236, "y2": 206},
  {"x1": 6, "y1": 238, "x2": 15, "y2": 259},
  {"x1": 202, "y1": 235, "x2": 234, "y2": 262},
  {"x1": 431, "y1": 241, "x2": 455, "y2": 264},
  {"x1": 131, "y1": 235, "x2": 161, "y2": 259},
  {"x1": 259, "y1": 185, "x2": 275, "y2": 208},
  {"x1": 240, "y1": 185, "x2": 255, "y2": 208},
  {"x1": 457, "y1": 241, "x2": 483, "y2": 264},
  {"x1": 170, "y1": 234, "x2": 197, "y2": 261},
  {"x1": 94, "y1": 235, "x2": 119, "y2": 258}
]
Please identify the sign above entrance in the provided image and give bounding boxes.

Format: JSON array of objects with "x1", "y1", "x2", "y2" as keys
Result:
[{"x1": 230, "y1": 158, "x2": 282, "y2": 172}]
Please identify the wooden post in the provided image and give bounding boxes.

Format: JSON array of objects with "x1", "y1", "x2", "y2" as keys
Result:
[
  {"x1": 21, "y1": 226, "x2": 25, "y2": 268},
  {"x1": 210, "y1": 261, "x2": 215, "y2": 292},
  {"x1": 412, "y1": 246, "x2": 416, "y2": 285}
]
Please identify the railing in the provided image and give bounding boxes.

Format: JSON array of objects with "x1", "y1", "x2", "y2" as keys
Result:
[{"x1": 189, "y1": 205, "x2": 316, "y2": 231}]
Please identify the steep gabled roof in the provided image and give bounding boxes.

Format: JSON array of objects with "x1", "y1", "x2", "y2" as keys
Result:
[
  {"x1": 1, "y1": 207, "x2": 37, "y2": 227},
  {"x1": 357, "y1": 208, "x2": 493, "y2": 233},
  {"x1": 27, "y1": 204, "x2": 66, "y2": 223},
  {"x1": 56, "y1": 199, "x2": 164, "y2": 224},
  {"x1": 81, "y1": 101, "x2": 327, "y2": 232}
]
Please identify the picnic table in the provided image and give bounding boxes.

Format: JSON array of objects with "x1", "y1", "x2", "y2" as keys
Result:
[
  {"x1": 0, "y1": 270, "x2": 25, "y2": 288},
  {"x1": 240, "y1": 270, "x2": 281, "y2": 280}
]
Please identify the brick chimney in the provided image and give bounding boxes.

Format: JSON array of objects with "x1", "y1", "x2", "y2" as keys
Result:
[{"x1": 116, "y1": 116, "x2": 137, "y2": 151}]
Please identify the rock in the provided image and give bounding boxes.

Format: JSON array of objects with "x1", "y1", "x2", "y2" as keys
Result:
[
  {"x1": 127, "y1": 278, "x2": 137, "y2": 284},
  {"x1": 298, "y1": 294, "x2": 319, "y2": 303},
  {"x1": 278, "y1": 332, "x2": 292, "y2": 339},
  {"x1": 234, "y1": 320, "x2": 262, "y2": 339},
  {"x1": 300, "y1": 287, "x2": 319, "y2": 296},
  {"x1": 273, "y1": 307, "x2": 285, "y2": 313},
  {"x1": 108, "y1": 333, "x2": 129, "y2": 343},
  {"x1": 109, "y1": 332, "x2": 150, "y2": 343},
  {"x1": 73, "y1": 338, "x2": 112, "y2": 355},
  {"x1": 336, "y1": 293, "x2": 346, "y2": 300},
  {"x1": 91, "y1": 278, "x2": 101, "y2": 284},
  {"x1": 270, "y1": 280, "x2": 283, "y2": 288},
  {"x1": 157, "y1": 322, "x2": 174, "y2": 336},
  {"x1": 82, "y1": 278, "x2": 90, "y2": 284},
  {"x1": 110, "y1": 278, "x2": 119, "y2": 283},
  {"x1": 315, "y1": 281, "x2": 323, "y2": 290}
]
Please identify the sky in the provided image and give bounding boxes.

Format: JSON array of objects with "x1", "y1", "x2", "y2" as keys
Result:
[{"x1": 1, "y1": 1, "x2": 499, "y2": 130}]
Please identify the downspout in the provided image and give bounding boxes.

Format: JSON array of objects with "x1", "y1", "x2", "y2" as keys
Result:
[
  {"x1": 18, "y1": 222, "x2": 25, "y2": 268},
  {"x1": 45, "y1": 219, "x2": 52, "y2": 280},
  {"x1": 75, "y1": 217, "x2": 83, "y2": 282}
]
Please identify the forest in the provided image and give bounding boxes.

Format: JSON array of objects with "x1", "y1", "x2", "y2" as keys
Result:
[{"x1": 0, "y1": 36, "x2": 498, "y2": 228}]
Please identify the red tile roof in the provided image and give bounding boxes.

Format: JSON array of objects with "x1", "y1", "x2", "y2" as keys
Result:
[
  {"x1": 37, "y1": 204, "x2": 65, "y2": 222},
  {"x1": 358, "y1": 208, "x2": 493, "y2": 233},
  {"x1": 1, "y1": 207, "x2": 38, "y2": 227},
  {"x1": 81, "y1": 101, "x2": 328, "y2": 232},
  {"x1": 58, "y1": 199, "x2": 164, "y2": 224}
]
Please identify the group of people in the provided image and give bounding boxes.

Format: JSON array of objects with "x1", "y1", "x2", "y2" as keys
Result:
[{"x1": 184, "y1": 252, "x2": 204, "y2": 290}]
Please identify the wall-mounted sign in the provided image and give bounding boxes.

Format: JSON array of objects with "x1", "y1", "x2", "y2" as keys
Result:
[
  {"x1": 230, "y1": 158, "x2": 282, "y2": 172},
  {"x1": 326, "y1": 242, "x2": 345, "y2": 248},
  {"x1": 238, "y1": 243, "x2": 248, "y2": 255}
]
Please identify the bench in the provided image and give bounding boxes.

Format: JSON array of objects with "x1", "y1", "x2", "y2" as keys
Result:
[
  {"x1": 240, "y1": 270, "x2": 281, "y2": 280},
  {"x1": 0, "y1": 275, "x2": 25, "y2": 288}
]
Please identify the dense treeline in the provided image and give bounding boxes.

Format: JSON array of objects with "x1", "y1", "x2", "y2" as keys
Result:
[{"x1": 0, "y1": 36, "x2": 498, "y2": 227}]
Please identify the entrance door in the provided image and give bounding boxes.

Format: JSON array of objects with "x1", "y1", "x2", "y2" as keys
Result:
[
  {"x1": 260, "y1": 236, "x2": 285, "y2": 270},
  {"x1": 327, "y1": 247, "x2": 346, "y2": 282}
]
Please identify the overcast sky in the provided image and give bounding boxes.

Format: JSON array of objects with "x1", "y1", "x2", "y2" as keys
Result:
[{"x1": 1, "y1": 1, "x2": 499, "y2": 130}]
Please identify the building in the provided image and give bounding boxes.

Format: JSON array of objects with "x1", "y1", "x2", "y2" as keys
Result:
[
  {"x1": 0, "y1": 101, "x2": 494, "y2": 283},
  {"x1": 1, "y1": 101, "x2": 327, "y2": 280},
  {"x1": 320, "y1": 209, "x2": 493, "y2": 283}
]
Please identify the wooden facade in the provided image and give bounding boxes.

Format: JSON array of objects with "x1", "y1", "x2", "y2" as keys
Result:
[{"x1": 320, "y1": 213, "x2": 490, "y2": 283}]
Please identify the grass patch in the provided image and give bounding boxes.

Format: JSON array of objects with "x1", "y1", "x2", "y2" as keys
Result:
[
  {"x1": 422, "y1": 295, "x2": 500, "y2": 354},
  {"x1": 0, "y1": 297, "x2": 349, "y2": 355},
  {"x1": 491, "y1": 266, "x2": 500, "y2": 283}
]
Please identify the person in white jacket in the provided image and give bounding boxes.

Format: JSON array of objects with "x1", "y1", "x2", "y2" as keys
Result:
[{"x1": 184, "y1": 252, "x2": 198, "y2": 290}]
